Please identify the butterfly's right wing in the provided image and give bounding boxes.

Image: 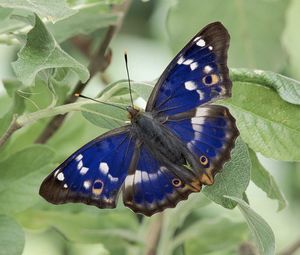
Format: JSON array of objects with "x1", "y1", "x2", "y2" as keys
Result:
[{"x1": 122, "y1": 141, "x2": 201, "y2": 216}]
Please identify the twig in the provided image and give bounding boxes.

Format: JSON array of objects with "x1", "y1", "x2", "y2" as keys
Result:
[
  {"x1": 0, "y1": 115, "x2": 21, "y2": 148},
  {"x1": 279, "y1": 239, "x2": 300, "y2": 255},
  {"x1": 144, "y1": 213, "x2": 164, "y2": 255},
  {"x1": 35, "y1": 0, "x2": 131, "y2": 144}
]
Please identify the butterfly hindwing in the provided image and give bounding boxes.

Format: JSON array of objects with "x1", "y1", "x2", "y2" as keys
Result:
[
  {"x1": 39, "y1": 126, "x2": 135, "y2": 208},
  {"x1": 122, "y1": 142, "x2": 202, "y2": 216},
  {"x1": 164, "y1": 105, "x2": 239, "y2": 185},
  {"x1": 146, "y1": 22, "x2": 231, "y2": 115}
]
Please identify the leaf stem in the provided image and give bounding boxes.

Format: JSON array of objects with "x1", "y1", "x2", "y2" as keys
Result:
[
  {"x1": 0, "y1": 115, "x2": 21, "y2": 148},
  {"x1": 144, "y1": 213, "x2": 164, "y2": 255}
]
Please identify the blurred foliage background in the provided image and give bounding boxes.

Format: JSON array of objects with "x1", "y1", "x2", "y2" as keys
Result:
[{"x1": 0, "y1": 0, "x2": 300, "y2": 255}]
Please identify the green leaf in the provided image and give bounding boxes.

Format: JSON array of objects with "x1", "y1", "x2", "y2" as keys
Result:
[
  {"x1": 81, "y1": 103, "x2": 127, "y2": 129},
  {"x1": 203, "y1": 138, "x2": 251, "y2": 209},
  {"x1": 0, "y1": 0, "x2": 76, "y2": 22},
  {"x1": 0, "y1": 215, "x2": 25, "y2": 255},
  {"x1": 12, "y1": 14, "x2": 89, "y2": 86},
  {"x1": 181, "y1": 218, "x2": 248, "y2": 255},
  {"x1": 231, "y1": 68, "x2": 300, "y2": 105},
  {"x1": 249, "y1": 149, "x2": 286, "y2": 211},
  {"x1": 0, "y1": 145, "x2": 55, "y2": 214},
  {"x1": 222, "y1": 80, "x2": 300, "y2": 161},
  {"x1": 67, "y1": 243, "x2": 109, "y2": 255},
  {"x1": 48, "y1": 3, "x2": 119, "y2": 42},
  {"x1": 225, "y1": 196, "x2": 275, "y2": 255},
  {"x1": 167, "y1": 0, "x2": 288, "y2": 71}
]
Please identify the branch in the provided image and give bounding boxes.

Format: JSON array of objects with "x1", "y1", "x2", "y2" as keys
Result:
[
  {"x1": 279, "y1": 239, "x2": 300, "y2": 255},
  {"x1": 144, "y1": 213, "x2": 164, "y2": 255},
  {"x1": 35, "y1": 0, "x2": 131, "y2": 144},
  {"x1": 0, "y1": 115, "x2": 21, "y2": 148}
]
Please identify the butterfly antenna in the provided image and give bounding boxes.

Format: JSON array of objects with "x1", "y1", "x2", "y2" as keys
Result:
[
  {"x1": 124, "y1": 51, "x2": 134, "y2": 107},
  {"x1": 74, "y1": 93, "x2": 127, "y2": 111}
]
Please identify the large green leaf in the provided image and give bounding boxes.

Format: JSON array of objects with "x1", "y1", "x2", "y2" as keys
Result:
[
  {"x1": 48, "y1": 3, "x2": 118, "y2": 42},
  {"x1": 81, "y1": 103, "x2": 127, "y2": 129},
  {"x1": 167, "y1": 0, "x2": 289, "y2": 71},
  {"x1": 225, "y1": 196, "x2": 275, "y2": 255},
  {"x1": 203, "y1": 138, "x2": 251, "y2": 209},
  {"x1": 249, "y1": 149, "x2": 286, "y2": 211},
  {"x1": 231, "y1": 68, "x2": 300, "y2": 105},
  {"x1": 222, "y1": 81, "x2": 300, "y2": 161},
  {"x1": 12, "y1": 14, "x2": 89, "y2": 86},
  {"x1": 0, "y1": 0, "x2": 76, "y2": 22},
  {"x1": 0, "y1": 145, "x2": 55, "y2": 214},
  {"x1": 0, "y1": 215, "x2": 25, "y2": 255}
]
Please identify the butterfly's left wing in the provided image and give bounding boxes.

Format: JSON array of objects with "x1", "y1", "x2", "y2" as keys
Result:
[
  {"x1": 39, "y1": 126, "x2": 135, "y2": 208},
  {"x1": 146, "y1": 22, "x2": 231, "y2": 116}
]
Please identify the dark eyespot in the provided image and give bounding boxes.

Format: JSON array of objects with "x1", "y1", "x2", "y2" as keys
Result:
[
  {"x1": 200, "y1": 155, "x2": 209, "y2": 166},
  {"x1": 172, "y1": 178, "x2": 182, "y2": 187},
  {"x1": 92, "y1": 180, "x2": 104, "y2": 196},
  {"x1": 202, "y1": 74, "x2": 219, "y2": 86}
]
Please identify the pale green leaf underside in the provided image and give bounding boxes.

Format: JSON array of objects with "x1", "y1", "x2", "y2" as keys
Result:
[
  {"x1": 48, "y1": 3, "x2": 119, "y2": 42},
  {"x1": 0, "y1": 0, "x2": 76, "y2": 22},
  {"x1": 225, "y1": 196, "x2": 275, "y2": 255},
  {"x1": 222, "y1": 81, "x2": 300, "y2": 161},
  {"x1": 203, "y1": 138, "x2": 251, "y2": 209},
  {"x1": 231, "y1": 68, "x2": 300, "y2": 105},
  {"x1": 12, "y1": 14, "x2": 89, "y2": 86},
  {"x1": 249, "y1": 149, "x2": 286, "y2": 211},
  {"x1": 0, "y1": 215, "x2": 25, "y2": 255}
]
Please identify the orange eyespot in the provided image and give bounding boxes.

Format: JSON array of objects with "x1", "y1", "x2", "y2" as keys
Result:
[
  {"x1": 202, "y1": 74, "x2": 219, "y2": 86},
  {"x1": 92, "y1": 179, "x2": 104, "y2": 196},
  {"x1": 200, "y1": 155, "x2": 209, "y2": 166},
  {"x1": 172, "y1": 178, "x2": 182, "y2": 187}
]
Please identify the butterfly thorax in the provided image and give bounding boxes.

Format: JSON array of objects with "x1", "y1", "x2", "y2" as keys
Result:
[{"x1": 129, "y1": 108, "x2": 186, "y2": 165}]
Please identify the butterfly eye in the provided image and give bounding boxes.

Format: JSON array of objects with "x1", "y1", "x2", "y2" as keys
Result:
[
  {"x1": 172, "y1": 178, "x2": 182, "y2": 187},
  {"x1": 200, "y1": 155, "x2": 209, "y2": 166},
  {"x1": 202, "y1": 74, "x2": 219, "y2": 86},
  {"x1": 92, "y1": 179, "x2": 104, "y2": 196}
]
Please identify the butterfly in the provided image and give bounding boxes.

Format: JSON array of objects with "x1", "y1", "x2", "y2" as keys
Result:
[{"x1": 39, "y1": 22, "x2": 239, "y2": 216}]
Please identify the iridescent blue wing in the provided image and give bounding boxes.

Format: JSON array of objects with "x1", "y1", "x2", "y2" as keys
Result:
[
  {"x1": 164, "y1": 105, "x2": 239, "y2": 185},
  {"x1": 146, "y1": 22, "x2": 231, "y2": 115},
  {"x1": 122, "y1": 142, "x2": 201, "y2": 216},
  {"x1": 39, "y1": 126, "x2": 135, "y2": 208}
]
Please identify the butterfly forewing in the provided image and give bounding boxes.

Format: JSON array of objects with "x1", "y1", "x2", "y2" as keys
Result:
[
  {"x1": 146, "y1": 22, "x2": 231, "y2": 115},
  {"x1": 39, "y1": 126, "x2": 135, "y2": 208}
]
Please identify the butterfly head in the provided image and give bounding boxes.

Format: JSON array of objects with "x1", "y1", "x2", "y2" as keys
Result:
[{"x1": 127, "y1": 105, "x2": 140, "y2": 120}]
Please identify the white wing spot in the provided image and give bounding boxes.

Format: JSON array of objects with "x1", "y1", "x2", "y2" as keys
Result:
[
  {"x1": 197, "y1": 39, "x2": 206, "y2": 47},
  {"x1": 54, "y1": 169, "x2": 60, "y2": 177},
  {"x1": 208, "y1": 46, "x2": 213, "y2": 50},
  {"x1": 80, "y1": 167, "x2": 89, "y2": 175},
  {"x1": 190, "y1": 62, "x2": 198, "y2": 71},
  {"x1": 185, "y1": 81, "x2": 197, "y2": 91},
  {"x1": 183, "y1": 59, "x2": 193, "y2": 65},
  {"x1": 193, "y1": 36, "x2": 200, "y2": 42},
  {"x1": 99, "y1": 162, "x2": 109, "y2": 174},
  {"x1": 204, "y1": 65, "x2": 213, "y2": 74},
  {"x1": 83, "y1": 180, "x2": 91, "y2": 189},
  {"x1": 75, "y1": 154, "x2": 83, "y2": 162},
  {"x1": 63, "y1": 184, "x2": 68, "y2": 189},
  {"x1": 177, "y1": 56, "x2": 185, "y2": 64},
  {"x1": 108, "y1": 174, "x2": 118, "y2": 183},
  {"x1": 57, "y1": 172, "x2": 64, "y2": 181},
  {"x1": 77, "y1": 160, "x2": 83, "y2": 170},
  {"x1": 196, "y1": 90, "x2": 205, "y2": 100}
]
